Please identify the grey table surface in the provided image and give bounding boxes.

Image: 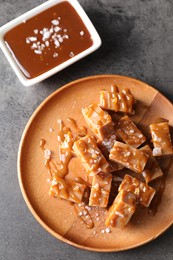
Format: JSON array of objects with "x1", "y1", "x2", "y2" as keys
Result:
[{"x1": 0, "y1": 0, "x2": 173, "y2": 259}]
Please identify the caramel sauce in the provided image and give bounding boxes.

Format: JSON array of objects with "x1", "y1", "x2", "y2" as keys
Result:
[
  {"x1": 67, "y1": 118, "x2": 87, "y2": 137},
  {"x1": 40, "y1": 120, "x2": 74, "y2": 179},
  {"x1": 4, "y1": 1, "x2": 93, "y2": 79},
  {"x1": 40, "y1": 138, "x2": 46, "y2": 150}
]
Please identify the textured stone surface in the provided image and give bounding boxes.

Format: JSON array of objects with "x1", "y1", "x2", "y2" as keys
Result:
[{"x1": 0, "y1": 0, "x2": 173, "y2": 259}]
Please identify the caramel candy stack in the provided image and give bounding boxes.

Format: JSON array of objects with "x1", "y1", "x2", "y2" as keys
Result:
[
  {"x1": 105, "y1": 175, "x2": 155, "y2": 228},
  {"x1": 82, "y1": 103, "x2": 122, "y2": 171},
  {"x1": 105, "y1": 190, "x2": 136, "y2": 228},
  {"x1": 82, "y1": 104, "x2": 115, "y2": 141}
]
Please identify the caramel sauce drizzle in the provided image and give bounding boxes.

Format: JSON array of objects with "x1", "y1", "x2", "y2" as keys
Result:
[
  {"x1": 67, "y1": 118, "x2": 87, "y2": 137},
  {"x1": 40, "y1": 119, "x2": 88, "y2": 180},
  {"x1": 40, "y1": 119, "x2": 94, "y2": 228}
]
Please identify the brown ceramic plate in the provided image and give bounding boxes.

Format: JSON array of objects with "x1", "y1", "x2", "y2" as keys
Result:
[{"x1": 18, "y1": 75, "x2": 173, "y2": 252}]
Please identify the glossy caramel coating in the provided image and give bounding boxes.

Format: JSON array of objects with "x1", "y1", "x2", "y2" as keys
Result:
[
  {"x1": 115, "y1": 115, "x2": 146, "y2": 148},
  {"x1": 105, "y1": 190, "x2": 136, "y2": 228},
  {"x1": 150, "y1": 121, "x2": 173, "y2": 156},
  {"x1": 119, "y1": 174, "x2": 155, "y2": 207},
  {"x1": 109, "y1": 141, "x2": 149, "y2": 173},
  {"x1": 99, "y1": 85, "x2": 134, "y2": 114},
  {"x1": 89, "y1": 172, "x2": 112, "y2": 207},
  {"x1": 49, "y1": 177, "x2": 86, "y2": 203},
  {"x1": 73, "y1": 135, "x2": 109, "y2": 175}
]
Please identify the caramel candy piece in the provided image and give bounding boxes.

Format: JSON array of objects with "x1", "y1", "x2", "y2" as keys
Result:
[
  {"x1": 73, "y1": 135, "x2": 109, "y2": 175},
  {"x1": 149, "y1": 120, "x2": 173, "y2": 156},
  {"x1": 140, "y1": 145, "x2": 163, "y2": 183},
  {"x1": 100, "y1": 85, "x2": 134, "y2": 114},
  {"x1": 109, "y1": 141, "x2": 149, "y2": 173},
  {"x1": 105, "y1": 190, "x2": 136, "y2": 228},
  {"x1": 89, "y1": 172, "x2": 112, "y2": 207},
  {"x1": 119, "y1": 174, "x2": 155, "y2": 207},
  {"x1": 97, "y1": 139, "x2": 124, "y2": 172},
  {"x1": 82, "y1": 104, "x2": 115, "y2": 141},
  {"x1": 49, "y1": 177, "x2": 86, "y2": 203},
  {"x1": 115, "y1": 115, "x2": 146, "y2": 148}
]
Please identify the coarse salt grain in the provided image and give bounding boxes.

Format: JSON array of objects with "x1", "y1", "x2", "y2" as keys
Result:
[
  {"x1": 115, "y1": 211, "x2": 124, "y2": 218},
  {"x1": 63, "y1": 34, "x2": 69, "y2": 39},
  {"x1": 52, "y1": 19, "x2": 59, "y2": 26},
  {"x1": 54, "y1": 40, "x2": 60, "y2": 47},
  {"x1": 34, "y1": 49, "x2": 42, "y2": 55},
  {"x1": 45, "y1": 41, "x2": 49, "y2": 47},
  {"x1": 53, "y1": 52, "x2": 58, "y2": 58},
  {"x1": 80, "y1": 30, "x2": 84, "y2": 36},
  {"x1": 52, "y1": 179, "x2": 58, "y2": 185},
  {"x1": 59, "y1": 37, "x2": 63, "y2": 43},
  {"x1": 43, "y1": 32, "x2": 51, "y2": 41},
  {"x1": 54, "y1": 26, "x2": 61, "y2": 32},
  {"x1": 34, "y1": 29, "x2": 38, "y2": 34},
  {"x1": 26, "y1": 38, "x2": 30, "y2": 44},
  {"x1": 153, "y1": 147, "x2": 162, "y2": 156},
  {"x1": 105, "y1": 228, "x2": 111, "y2": 233},
  {"x1": 142, "y1": 171, "x2": 147, "y2": 178},
  {"x1": 44, "y1": 149, "x2": 51, "y2": 159},
  {"x1": 31, "y1": 43, "x2": 37, "y2": 49},
  {"x1": 69, "y1": 51, "x2": 74, "y2": 57},
  {"x1": 29, "y1": 36, "x2": 37, "y2": 42}
]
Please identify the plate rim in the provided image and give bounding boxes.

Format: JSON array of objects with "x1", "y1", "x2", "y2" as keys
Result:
[{"x1": 17, "y1": 74, "x2": 173, "y2": 252}]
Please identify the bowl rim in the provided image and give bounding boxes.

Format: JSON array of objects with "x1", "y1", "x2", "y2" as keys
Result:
[{"x1": 0, "y1": 0, "x2": 102, "y2": 86}]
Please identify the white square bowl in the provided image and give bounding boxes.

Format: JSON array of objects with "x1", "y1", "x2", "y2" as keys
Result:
[{"x1": 0, "y1": 0, "x2": 101, "y2": 86}]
